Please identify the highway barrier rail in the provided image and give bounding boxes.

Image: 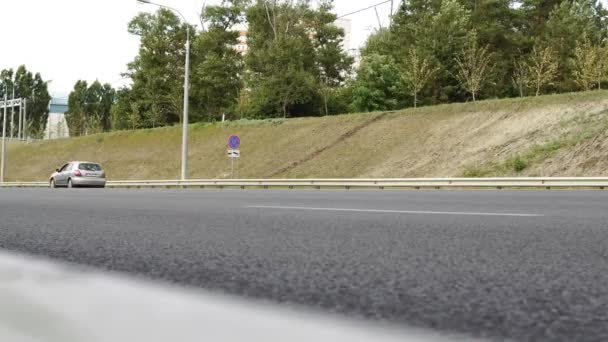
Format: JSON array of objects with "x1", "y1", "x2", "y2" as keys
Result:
[{"x1": 1, "y1": 177, "x2": 608, "y2": 189}]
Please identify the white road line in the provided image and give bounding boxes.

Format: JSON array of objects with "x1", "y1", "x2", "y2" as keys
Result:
[{"x1": 245, "y1": 206, "x2": 544, "y2": 217}]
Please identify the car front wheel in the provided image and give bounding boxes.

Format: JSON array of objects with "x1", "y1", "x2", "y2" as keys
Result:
[
  {"x1": 50, "y1": 179, "x2": 56, "y2": 189},
  {"x1": 67, "y1": 179, "x2": 73, "y2": 188}
]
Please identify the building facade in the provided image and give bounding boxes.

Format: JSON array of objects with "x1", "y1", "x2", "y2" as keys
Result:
[{"x1": 45, "y1": 98, "x2": 70, "y2": 139}]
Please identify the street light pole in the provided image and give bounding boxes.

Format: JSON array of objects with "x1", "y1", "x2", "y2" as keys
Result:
[
  {"x1": 182, "y1": 27, "x2": 190, "y2": 181},
  {"x1": 137, "y1": 0, "x2": 191, "y2": 180},
  {"x1": 1, "y1": 91, "x2": 7, "y2": 183}
]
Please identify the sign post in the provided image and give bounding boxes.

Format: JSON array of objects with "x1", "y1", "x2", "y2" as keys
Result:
[{"x1": 227, "y1": 135, "x2": 241, "y2": 179}]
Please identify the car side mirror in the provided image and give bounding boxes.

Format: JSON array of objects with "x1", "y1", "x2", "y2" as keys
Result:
[{"x1": 55, "y1": 168, "x2": 60, "y2": 172}]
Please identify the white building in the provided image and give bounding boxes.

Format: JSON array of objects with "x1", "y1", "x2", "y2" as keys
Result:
[
  {"x1": 45, "y1": 99, "x2": 70, "y2": 139},
  {"x1": 334, "y1": 18, "x2": 352, "y2": 52},
  {"x1": 234, "y1": 23, "x2": 249, "y2": 55}
]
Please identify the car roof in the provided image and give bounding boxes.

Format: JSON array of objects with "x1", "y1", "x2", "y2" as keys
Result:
[{"x1": 69, "y1": 161, "x2": 103, "y2": 165}]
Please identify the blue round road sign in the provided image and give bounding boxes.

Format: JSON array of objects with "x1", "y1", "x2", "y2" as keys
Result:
[{"x1": 228, "y1": 135, "x2": 241, "y2": 149}]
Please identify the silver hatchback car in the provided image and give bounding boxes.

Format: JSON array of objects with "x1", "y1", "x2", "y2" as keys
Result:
[{"x1": 50, "y1": 161, "x2": 106, "y2": 188}]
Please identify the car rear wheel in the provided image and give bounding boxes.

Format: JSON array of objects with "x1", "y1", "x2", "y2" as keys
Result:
[
  {"x1": 67, "y1": 179, "x2": 73, "y2": 188},
  {"x1": 50, "y1": 179, "x2": 56, "y2": 189}
]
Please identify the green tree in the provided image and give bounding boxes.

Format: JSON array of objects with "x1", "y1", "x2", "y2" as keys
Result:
[
  {"x1": 243, "y1": 0, "x2": 311, "y2": 117},
  {"x1": 66, "y1": 80, "x2": 88, "y2": 137},
  {"x1": 596, "y1": 45, "x2": 608, "y2": 89},
  {"x1": 351, "y1": 54, "x2": 404, "y2": 112},
  {"x1": 379, "y1": 0, "x2": 473, "y2": 104},
  {"x1": 66, "y1": 80, "x2": 115, "y2": 136},
  {"x1": 245, "y1": 0, "x2": 350, "y2": 118},
  {"x1": 310, "y1": 0, "x2": 354, "y2": 115},
  {"x1": 573, "y1": 36, "x2": 599, "y2": 91},
  {"x1": 111, "y1": 88, "x2": 135, "y2": 130},
  {"x1": 519, "y1": 0, "x2": 562, "y2": 39},
  {"x1": 191, "y1": 0, "x2": 247, "y2": 122},
  {"x1": 125, "y1": 8, "x2": 191, "y2": 127},
  {"x1": 460, "y1": 0, "x2": 520, "y2": 97},
  {"x1": 0, "y1": 66, "x2": 50, "y2": 139},
  {"x1": 427, "y1": 0, "x2": 473, "y2": 102},
  {"x1": 543, "y1": 0, "x2": 605, "y2": 92}
]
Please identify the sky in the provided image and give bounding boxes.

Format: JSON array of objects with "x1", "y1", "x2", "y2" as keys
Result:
[{"x1": 1, "y1": 0, "x2": 393, "y2": 98}]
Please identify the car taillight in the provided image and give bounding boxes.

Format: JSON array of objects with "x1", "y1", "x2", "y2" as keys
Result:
[{"x1": 74, "y1": 170, "x2": 82, "y2": 177}]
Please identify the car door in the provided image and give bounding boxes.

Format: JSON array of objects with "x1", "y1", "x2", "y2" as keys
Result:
[{"x1": 55, "y1": 163, "x2": 70, "y2": 186}]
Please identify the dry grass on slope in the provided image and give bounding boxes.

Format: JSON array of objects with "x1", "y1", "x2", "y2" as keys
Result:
[{"x1": 5, "y1": 90, "x2": 608, "y2": 181}]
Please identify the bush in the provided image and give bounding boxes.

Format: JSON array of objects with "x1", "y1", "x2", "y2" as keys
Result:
[{"x1": 509, "y1": 156, "x2": 528, "y2": 172}]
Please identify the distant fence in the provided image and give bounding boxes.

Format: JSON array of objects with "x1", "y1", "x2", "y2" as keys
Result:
[{"x1": 1, "y1": 177, "x2": 608, "y2": 189}]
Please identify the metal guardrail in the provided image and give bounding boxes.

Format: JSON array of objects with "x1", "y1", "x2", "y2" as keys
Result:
[{"x1": 1, "y1": 177, "x2": 608, "y2": 189}]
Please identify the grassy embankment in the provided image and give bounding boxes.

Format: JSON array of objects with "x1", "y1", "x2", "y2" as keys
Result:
[{"x1": 6, "y1": 90, "x2": 608, "y2": 181}]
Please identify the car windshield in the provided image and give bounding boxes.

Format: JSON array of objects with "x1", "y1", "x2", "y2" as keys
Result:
[{"x1": 78, "y1": 163, "x2": 102, "y2": 171}]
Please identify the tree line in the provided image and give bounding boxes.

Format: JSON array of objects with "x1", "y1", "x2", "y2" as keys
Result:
[
  {"x1": 65, "y1": 0, "x2": 608, "y2": 136},
  {"x1": 0, "y1": 66, "x2": 52, "y2": 139},
  {"x1": 354, "y1": 0, "x2": 608, "y2": 110},
  {"x1": 107, "y1": 0, "x2": 352, "y2": 132}
]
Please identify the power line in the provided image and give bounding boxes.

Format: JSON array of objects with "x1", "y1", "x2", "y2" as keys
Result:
[{"x1": 336, "y1": 0, "x2": 392, "y2": 19}]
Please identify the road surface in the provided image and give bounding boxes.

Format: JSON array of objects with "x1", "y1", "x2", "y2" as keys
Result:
[{"x1": 1, "y1": 188, "x2": 607, "y2": 341}]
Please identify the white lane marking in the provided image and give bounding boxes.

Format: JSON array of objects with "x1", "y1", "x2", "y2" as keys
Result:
[{"x1": 245, "y1": 206, "x2": 544, "y2": 217}]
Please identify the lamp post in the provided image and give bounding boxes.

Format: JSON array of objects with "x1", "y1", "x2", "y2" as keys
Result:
[
  {"x1": 1, "y1": 87, "x2": 6, "y2": 183},
  {"x1": 137, "y1": 0, "x2": 191, "y2": 180}
]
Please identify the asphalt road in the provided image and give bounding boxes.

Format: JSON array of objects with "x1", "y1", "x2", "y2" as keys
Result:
[{"x1": 1, "y1": 188, "x2": 607, "y2": 341}]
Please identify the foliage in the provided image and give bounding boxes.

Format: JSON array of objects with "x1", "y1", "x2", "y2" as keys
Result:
[
  {"x1": 351, "y1": 54, "x2": 404, "y2": 112},
  {"x1": 190, "y1": 0, "x2": 247, "y2": 122},
  {"x1": 528, "y1": 45, "x2": 559, "y2": 96},
  {"x1": 512, "y1": 55, "x2": 530, "y2": 98},
  {"x1": 105, "y1": 0, "x2": 608, "y2": 127},
  {"x1": 454, "y1": 34, "x2": 494, "y2": 101},
  {"x1": 0, "y1": 66, "x2": 51, "y2": 139},
  {"x1": 111, "y1": 9, "x2": 191, "y2": 129},
  {"x1": 244, "y1": 0, "x2": 351, "y2": 118},
  {"x1": 66, "y1": 80, "x2": 116, "y2": 136},
  {"x1": 400, "y1": 47, "x2": 438, "y2": 107}
]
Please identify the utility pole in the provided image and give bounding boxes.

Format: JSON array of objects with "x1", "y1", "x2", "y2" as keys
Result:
[
  {"x1": 1, "y1": 91, "x2": 7, "y2": 183},
  {"x1": 47, "y1": 100, "x2": 51, "y2": 140},
  {"x1": 17, "y1": 96, "x2": 23, "y2": 140},
  {"x1": 10, "y1": 86, "x2": 15, "y2": 139},
  {"x1": 374, "y1": 7, "x2": 383, "y2": 30},
  {"x1": 23, "y1": 99, "x2": 27, "y2": 141}
]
